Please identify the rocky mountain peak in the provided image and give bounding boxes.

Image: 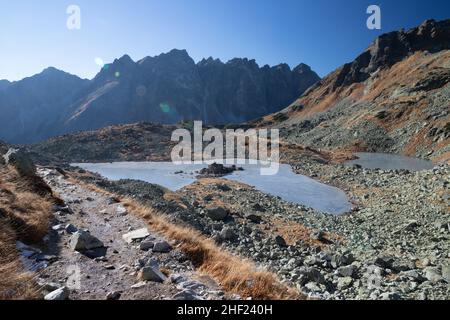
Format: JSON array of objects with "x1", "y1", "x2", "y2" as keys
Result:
[
  {"x1": 293, "y1": 63, "x2": 313, "y2": 74},
  {"x1": 332, "y1": 18, "x2": 450, "y2": 90}
]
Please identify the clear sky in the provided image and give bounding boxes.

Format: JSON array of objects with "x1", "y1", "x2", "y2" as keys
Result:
[{"x1": 0, "y1": 0, "x2": 449, "y2": 81}]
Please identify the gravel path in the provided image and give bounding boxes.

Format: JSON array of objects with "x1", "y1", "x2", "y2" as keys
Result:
[{"x1": 33, "y1": 168, "x2": 224, "y2": 300}]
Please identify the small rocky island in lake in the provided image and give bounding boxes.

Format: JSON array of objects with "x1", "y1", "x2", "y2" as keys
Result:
[{"x1": 198, "y1": 163, "x2": 243, "y2": 177}]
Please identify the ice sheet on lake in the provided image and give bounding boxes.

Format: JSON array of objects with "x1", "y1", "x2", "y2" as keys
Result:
[{"x1": 73, "y1": 161, "x2": 352, "y2": 215}]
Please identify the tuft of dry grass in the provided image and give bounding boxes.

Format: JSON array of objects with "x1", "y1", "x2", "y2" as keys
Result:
[
  {"x1": 76, "y1": 178, "x2": 302, "y2": 300},
  {"x1": 0, "y1": 166, "x2": 55, "y2": 299},
  {"x1": 0, "y1": 221, "x2": 39, "y2": 300}
]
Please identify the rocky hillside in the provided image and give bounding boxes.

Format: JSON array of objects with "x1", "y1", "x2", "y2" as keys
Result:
[
  {"x1": 258, "y1": 19, "x2": 450, "y2": 163},
  {"x1": 0, "y1": 50, "x2": 319, "y2": 144},
  {"x1": 26, "y1": 122, "x2": 179, "y2": 164}
]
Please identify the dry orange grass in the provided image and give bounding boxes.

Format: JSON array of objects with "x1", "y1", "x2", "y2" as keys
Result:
[
  {"x1": 75, "y1": 178, "x2": 302, "y2": 300},
  {"x1": 0, "y1": 221, "x2": 39, "y2": 300},
  {"x1": 0, "y1": 166, "x2": 55, "y2": 299},
  {"x1": 265, "y1": 218, "x2": 343, "y2": 249}
]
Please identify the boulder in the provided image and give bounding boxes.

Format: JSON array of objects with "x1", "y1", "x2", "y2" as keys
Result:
[
  {"x1": 2, "y1": 148, "x2": 36, "y2": 176},
  {"x1": 65, "y1": 224, "x2": 78, "y2": 234},
  {"x1": 206, "y1": 207, "x2": 228, "y2": 221},
  {"x1": 374, "y1": 255, "x2": 395, "y2": 269},
  {"x1": 220, "y1": 227, "x2": 236, "y2": 241},
  {"x1": 298, "y1": 267, "x2": 325, "y2": 285},
  {"x1": 70, "y1": 231, "x2": 104, "y2": 251},
  {"x1": 404, "y1": 220, "x2": 420, "y2": 232},
  {"x1": 139, "y1": 239, "x2": 155, "y2": 251},
  {"x1": 310, "y1": 230, "x2": 326, "y2": 242},
  {"x1": 139, "y1": 265, "x2": 167, "y2": 283},
  {"x1": 274, "y1": 235, "x2": 287, "y2": 247},
  {"x1": 379, "y1": 292, "x2": 402, "y2": 300},
  {"x1": 423, "y1": 267, "x2": 443, "y2": 283},
  {"x1": 116, "y1": 205, "x2": 127, "y2": 216},
  {"x1": 122, "y1": 228, "x2": 150, "y2": 244},
  {"x1": 245, "y1": 213, "x2": 262, "y2": 224},
  {"x1": 337, "y1": 277, "x2": 353, "y2": 290},
  {"x1": 44, "y1": 287, "x2": 69, "y2": 300},
  {"x1": 152, "y1": 241, "x2": 172, "y2": 253},
  {"x1": 337, "y1": 265, "x2": 356, "y2": 278},
  {"x1": 252, "y1": 203, "x2": 266, "y2": 212},
  {"x1": 106, "y1": 291, "x2": 122, "y2": 300}
]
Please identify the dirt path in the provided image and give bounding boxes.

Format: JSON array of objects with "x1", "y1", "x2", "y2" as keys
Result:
[{"x1": 34, "y1": 168, "x2": 225, "y2": 300}]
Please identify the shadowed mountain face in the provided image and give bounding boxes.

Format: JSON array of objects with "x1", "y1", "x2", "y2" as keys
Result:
[
  {"x1": 0, "y1": 50, "x2": 319, "y2": 144},
  {"x1": 260, "y1": 19, "x2": 450, "y2": 162}
]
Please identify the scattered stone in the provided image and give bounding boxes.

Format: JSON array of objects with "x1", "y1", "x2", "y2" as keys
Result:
[
  {"x1": 139, "y1": 239, "x2": 155, "y2": 251},
  {"x1": 337, "y1": 277, "x2": 353, "y2": 290},
  {"x1": 206, "y1": 207, "x2": 229, "y2": 221},
  {"x1": 139, "y1": 265, "x2": 167, "y2": 283},
  {"x1": 423, "y1": 267, "x2": 443, "y2": 283},
  {"x1": 122, "y1": 228, "x2": 150, "y2": 244},
  {"x1": 44, "y1": 287, "x2": 69, "y2": 301},
  {"x1": 52, "y1": 224, "x2": 65, "y2": 231},
  {"x1": 173, "y1": 290, "x2": 201, "y2": 300},
  {"x1": 106, "y1": 291, "x2": 121, "y2": 300},
  {"x1": 337, "y1": 265, "x2": 356, "y2": 278},
  {"x1": 374, "y1": 255, "x2": 395, "y2": 269},
  {"x1": 379, "y1": 292, "x2": 402, "y2": 300},
  {"x1": 216, "y1": 184, "x2": 231, "y2": 192},
  {"x1": 220, "y1": 227, "x2": 236, "y2": 241},
  {"x1": 116, "y1": 205, "x2": 128, "y2": 216},
  {"x1": 298, "y1": 267, "x2": 325, "y2": 285},
  {"x1": 153, "y1": 241, "x2": 172, "y2": 253},
  {"x1": 106, "y1": 197, "x2": 119, "y2": 205},
  {"x1": 274, "y1": 235, "x2": 287, "y2": 247},
  {"x1": 404, "y1": 220, "x2": 420, "y2": 232},
  {"x1": 70, "y1": 231, "x2": 104, "y2": 251},
  {"x1": 65, "y1": 224, "x2": 78, "y2": 234},
  {"x1": 310, "y1": 230, "x2": 326, "y2": 242},
  {"x1": 131, "y1": 282, "x2": 147, "y2": 289},
  {"x1": 245, "y1": 213, "x2": 262, "y2": 224},
  {"x1": 252, "y1": 203, "x2": 266, "y2": 212}
]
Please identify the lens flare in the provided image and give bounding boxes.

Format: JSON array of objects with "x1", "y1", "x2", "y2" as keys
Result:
[
  {"x1": 94, "y1": 57, "x2": 104, "y2": 67},
  {"x1": 159, "y1": 103, "x2": 171, "y2": 113}
]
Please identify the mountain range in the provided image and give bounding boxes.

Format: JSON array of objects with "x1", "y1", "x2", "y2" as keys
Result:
[{"x1": 0, "y1": 51, "x2": 319, "y2": 143}]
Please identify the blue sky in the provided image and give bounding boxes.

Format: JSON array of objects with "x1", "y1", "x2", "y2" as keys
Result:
[{"x1": 0, "y1": 0, "x2": 449, "y2": 81}]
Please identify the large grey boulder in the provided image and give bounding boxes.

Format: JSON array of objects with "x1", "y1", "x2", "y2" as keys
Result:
[
  {"x1": 2, "y1": 148, "x2": 36, "y2": 176},
  {"x1": 70, "y1": 230, "x2": 104, "y2": 251}
]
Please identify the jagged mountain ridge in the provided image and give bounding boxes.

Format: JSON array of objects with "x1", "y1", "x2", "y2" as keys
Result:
[
  {"x1": 260, "y1": 19, "x2": 450, "y2": 162},
  {"x1": 0, "y1": 50, "x2": 319, "y2": 143}
]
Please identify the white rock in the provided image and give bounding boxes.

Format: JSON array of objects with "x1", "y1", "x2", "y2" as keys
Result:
[
  {"x1": 116, "y1": 205, "x2": 128, "y2": 216},
  {"x1": 44, "y1": 287, "x2": 69, "y2": 300},
  {"x1": 122, "y1": 228, "x2": 150, "y2": 244}
]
